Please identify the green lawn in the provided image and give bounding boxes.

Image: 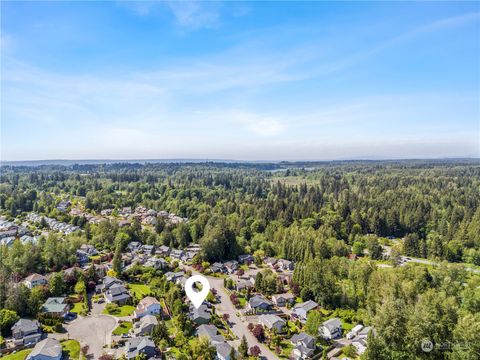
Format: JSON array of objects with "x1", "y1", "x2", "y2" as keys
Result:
[
  {"x1": 103, "y1": 305, "x2": 135, "y2": 317},
  {"x1": 112, "y1": 321, "x2": 133, "y2": 335},
  {"x1": 71, "y1": 301, "x2": 86, "y2": 314},
  {"x1": 1, "y1": 349, "x2": 32, "y2": 360},
  {"x1": 128, "y1": 283, "x2": 152, "y2": 300},
  {"x1": 61, "y1": 339, "x2": 80, "y2": 359},
  {"x1": 237, "y1": 296, "x2": 247, "y2": 308},
  {"x1": 279, "y1": 340, "x2": 294, "y2": 358}
]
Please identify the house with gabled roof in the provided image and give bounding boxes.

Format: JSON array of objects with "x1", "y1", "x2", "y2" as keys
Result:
[
  {"x1": 41, "y1": 297, "x2": 69, "y2": 318},
  {"x1": 170, "y1": 249, "x2": 184, "y2": 260},
  {"x1": 291, "y1": 332, "x2": 316, "y2": 359},
  {"x1": 105, "y1": 284, "x2": 131, "y2": 304},
  {"x1": 319, "y1": 317, "x2": 342, "y2": 340},
  {"x1": 238, "y1": 254, "x2": 254, "y2": 264},
  {"x1": 196, "y1": 325, "x2": 235, "y2": 360},
  {"x1": 189, "y1": 304, "x2": 211, "y2": 325},
  {"x1": 133, "y1": 314, "x2": 158, "y2": 336},
  {"x1": 272, "y1": 293, "x2": 295, "y2": 307},
  {"x1": 248, "y1": 295, "x2": 273, "y2": 312},
  {"x1": 258, "y1": 314, "x2": 286, "y2": 332},
  {"x1": 134, "y1": 296, "x2": 161, "y2": 318},
  {"x1": 27, "y1": 338, "x2": 62, "y2": 360},
  {"x1": 125, "y1": 336, "x2": 156, "y2": 359},
  {"x1": 293, "y1": 300, "x2": 318, "y2": 321},
  {"x1": 156, "y1": 245, "x2": 170, "y2": 256},
  {"x1": 23, "y1": 273, "x2": 48, "y2": 289},
  {"x1": 11, "y1": 319, "x2": 42, "y2": 346}
]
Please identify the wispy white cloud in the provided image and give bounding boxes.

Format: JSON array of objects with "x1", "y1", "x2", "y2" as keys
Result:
[
  {"x1": 231, "y1": 111, "x2": 286, "y2": 137},
  {"x1": 2, "y1": 9, "x2": 479, "y2": 161},
  {"x1": 165, "y1": 1, "x2": 221, "y2": 29}
]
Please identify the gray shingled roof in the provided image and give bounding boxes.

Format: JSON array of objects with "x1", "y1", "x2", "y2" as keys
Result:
[{"x1": 27, "y1": 338, "x2": 61, "y2": 359}]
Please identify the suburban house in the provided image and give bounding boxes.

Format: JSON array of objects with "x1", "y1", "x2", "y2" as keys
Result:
[
  {"x1": 76, "y1": 249, "x2": 89, "y2": 264},
  {"x1": 196, "y1": 325, "x2": 234, "y2": 360},
  {"x1": 352, "y1": 338, "x2": 368, "y2": 355},
  {"x1": 96, "y1": 276, "x2": 123, "y2": 293},
  {"x1": 170, "y1": 249, "x2": 184, "y2": 260},
  {"x1": 11, "y1": 319, "x2": 42, "y2": 346},
  {"x1": 41, "y1": 297, "x2": 70, "y2": 317},
  {"x1": 141, "y1": 244, "x2": 155, "y2": 254},
  {"x1": 156, "y1": 245, "x2": 170, "y2": 256},
  {"x1": 144, "y1": 257, "x2": 168, "y2": 270},
  {"x1": 89, "y1": 263, "x2": 107, "y2": 278},
  {"x1": 264, "y1": 257, "x2": 278, "y2": 267},
  {"x1": 258, "y1": 314, "x2": 286, "y2": 332},
  {"x1": 127, "y1": 241, "x2": 142, "y2": 252},
  {"x1": 272, "y1": 293, "x2": 295, "y2": 307},
  {"x1": 319, "y1": 318, "x2": 342, "y2": 340},
  {"x1": 56, "y1": 201, "x2": 71, "y2": 212},
  {"x1": 27, "y1": 338, "x2": 62, "y2": 360},
  {"x1": 196, "y1": 324, "x2": 226, "y2": 343},
  {"x1": 211, "y1": 262, "x2": 225, "y2": 273},
  {"x1": 238, "y1": 254, "x2": 254, "y2": 264},
  {"x1": 224, "y1": 260, "x2": 239, "y2": 273},
  {"x1": 236, "y1": 279, "x2": 254, "y2": 292},
  {"x1": 125, "y1": 336, "x2": 156, "y2": 359},
  {"x1": 293, "y1": 300, "x2": 319, "y2": 321},
  {"x1": 23, "y1": 273, "x2": 48, "y2": 289},
  {"x1": 165, "y1": 271, "x2": 185, "y2": 283},
  {"x1": 134, "y1": 296, "x2": 161, "y2": 318},
  {"x1": 346, "y1": 324, "x2": 364, "y2": 340},
  {"x1": 105, "y1": 284, "x2": 131, "y2": 304},
  {"x1": 189, "y1": 304, "x2": 211, "y2": 325},
  {"x1": 277, "y1": 259, "x2": 294, "y2": 271},
  {"x1": 248, "y1": 295, "x2": 273, "y2": 312},
  {"x1": 291, "y1": 332, "x2": 316, "y2": 359},
  {"x1": 79, "y1": 244, "x2": 97, "y2": 255},
  {"x1": 357, "y1": 326, "x2": 374, "y2": 339},
  {"x1": 63, "y1": 266, "x2": 80, "y2": 280},
  {"x1": 133, "y1": 314, "x2": 158, "y2": 336}
]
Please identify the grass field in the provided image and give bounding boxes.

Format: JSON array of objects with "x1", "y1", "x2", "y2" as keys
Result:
[
  {"x1": 61, "y1": 339, "x2": 80, "y2": 359},
  {"x1": 1, "y1": 349, "x2": 32, "y2": 360},
  {"x1": 112, "y1": 321, "x2": 133, "y2": 335},
  {"x1": 238, "y1": 296, "x2": 247, "y2": 308},
  {"x1": 103, "y1": 305, "x2": 135, "y2": 317},
  {"x1": 71, "y1": 301, "x2": 87, "y2": 314},
  {"x1": 128, "y1": 283, "x2": 152, "y2": 300}
]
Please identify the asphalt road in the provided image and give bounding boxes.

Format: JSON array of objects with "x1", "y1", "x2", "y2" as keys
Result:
[{"x1": 64, "y1": 304, "x2": 117, "y2": 359}]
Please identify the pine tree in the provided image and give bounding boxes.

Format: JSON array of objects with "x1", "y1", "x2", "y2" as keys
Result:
[
  {"x1": 112, "y1": 241, "x2": 122, "y2": 275},
  {"x1": 238, "y1": 335, "x2": 248, "y2": 358}
]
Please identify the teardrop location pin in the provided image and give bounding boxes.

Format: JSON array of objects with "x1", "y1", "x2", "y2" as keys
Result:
[{"x1": 185, "y1": 274, "x2": 211, "y2": 309}]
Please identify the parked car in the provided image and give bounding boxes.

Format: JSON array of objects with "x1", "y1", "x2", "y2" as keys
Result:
[{"x1": 65, "y1": 312, "x2": 77, "y2": 321}]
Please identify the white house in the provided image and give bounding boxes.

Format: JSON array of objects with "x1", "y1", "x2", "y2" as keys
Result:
[
  {"x1": 346, "y1": 324, "x2": 364, "y2": 339},
  {"x1": 319, "y1": 318, "x2": 342, "y2": 340},
  {"x1": 134, "y1": 296, "x2": 161, "y2": 318},
  {"x1": 23, "y1": 273, "x2": 48, "y2": 289}
]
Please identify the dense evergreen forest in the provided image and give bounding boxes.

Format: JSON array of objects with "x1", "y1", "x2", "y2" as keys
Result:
[
  {"x1": 1, "y1": 160, "x2": 479, "y2": 264},
  {"x1": 1, "y1": 160, "x2": 479, "y2": 359}
]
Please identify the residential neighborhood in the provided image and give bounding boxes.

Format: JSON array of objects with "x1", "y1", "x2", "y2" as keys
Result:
[{"x1": 0, "y1": 227, "x2": 376, "y2": 360}]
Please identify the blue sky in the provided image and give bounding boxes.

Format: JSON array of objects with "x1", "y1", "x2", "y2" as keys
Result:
[{"x1": 1, "y1": 1, "x2": 479, "y2": 161}]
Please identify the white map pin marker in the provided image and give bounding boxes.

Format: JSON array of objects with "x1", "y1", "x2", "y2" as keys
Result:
[{"x1": 185, "y1": 275, "x2": 211, "y2": 309}]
